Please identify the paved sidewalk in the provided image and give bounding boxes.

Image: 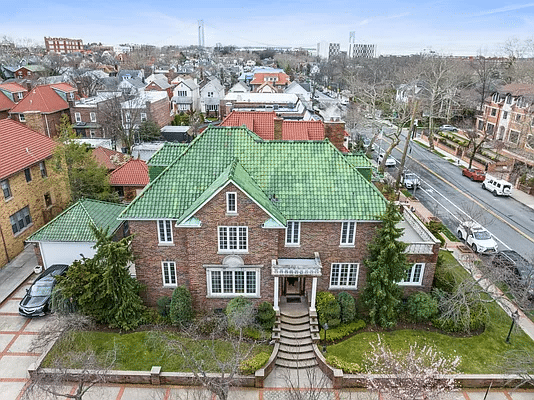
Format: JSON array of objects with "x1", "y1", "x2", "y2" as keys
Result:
[{"x1": 0, "y1": 244, "x2": 38, "y2": 305}]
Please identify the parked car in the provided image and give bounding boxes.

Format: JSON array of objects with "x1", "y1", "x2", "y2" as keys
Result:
[
  {"x1": 462, "y1": 168, "x2": 486, "y2": 182},
  {"x1": 457, "y1": 221, "x2": 498, "y2": 254},
  {"x1": 492, "y1": 250, "x2": 534, "y2": 299},
  {"x1": 439, "y1": 124, "x2": 458, "y2": 132},
  {"x1": 378, "y1": 152, "x2": 396, "y2": 167},
  {"x1": 482, "y1": 175, "x2": 513, "y2": 196},
  {"x1": 19, "y1": 264, "x2": 69, "y2": 317},
  {"x1": 402, "y1": 171, "x2": 421, "y2": 189}
]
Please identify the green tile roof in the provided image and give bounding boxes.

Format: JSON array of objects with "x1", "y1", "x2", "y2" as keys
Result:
[
  {"x1": 148, "y1": 143, "x2": 189, "y2": 166},
  {"x1": 122, "y1": 126, "x2": 387, "y2": 221},
  {"x1": 28, "y1": 199, "x2": 127, "y2": 242},
  {"x1": 344, "y1": 152, "x2": 372, "y2": 168}
]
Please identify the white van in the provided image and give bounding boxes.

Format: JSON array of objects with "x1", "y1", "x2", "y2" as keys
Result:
[{"x1": 482, "y1": 175, "x2": 512, "y2": 196}]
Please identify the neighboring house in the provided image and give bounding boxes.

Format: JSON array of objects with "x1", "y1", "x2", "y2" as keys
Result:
[
  {"x1": 9, "y1": 83, "x2": 78, "y2": 137},
  {"x1": 121, "y1": 126, "x2": 439, "y2": 312},
  {"x1": 249, "y1": 68, "x2": 290, "y2": 92},
  {"x1": 109, "y1": 159, "x2": 149, "y2": 202},
  {"x1": 199, "y1": 76, "x2": 225, "y2": 117},
  {"x1": 0, "y1": 119, "x2": 69, "y2": 268},
  {"x1": 395, "y1": 81, "x2": 427, "y2": 104},
  {"x1": 27, "y1": 199, "x2": 128, "y2": 269},
  {"x1": 14, "y1": 65, "x2": 49, "y2": 80},
  {"x1": 92, "y1": 146, "x2": 128, "y2": 171},
  {"x1": 144, "y1": 77, "x2": 172, "y2": 99},
  {"x1": 228, "y1": 81, "x2": 250, "y2": 94},
  {"x1": 220, "y1": 110, "x2": 350, "y2": 153},
  {"x1": 70, "y1": 91, "x2": 122, "y2": 138},
  {"x1": 476, "y1": 84, "x2": 534, "y2": 152},
  {"x1": 0, "y1": 82, "x2": 29, "y2": 119},
  {"x1": 220, "y1": 92, "x2": 313, "y2": 120},
  {"x1": 284, "y1": 81, "x2": 313, "y2": 102},
  {"x1": 172, "y1": 78, "x2": 200, "y2": 112},
  {"x1": 121, "y1": 91, "x2": 172, "y2": 134}
]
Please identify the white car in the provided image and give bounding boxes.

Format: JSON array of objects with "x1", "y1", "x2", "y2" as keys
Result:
[
  {"x1": 378, "y1": 152, "x2": 396, "y2": 167},
  {"x1": 402, "y1": 172, "x2": 420, "y2": 189},
  {"x1": 482, "y1": 175, "x2": 512, "y2": 197},
  {"x1": 457, "y1": 221, "x2": 498, "y2": 254}
]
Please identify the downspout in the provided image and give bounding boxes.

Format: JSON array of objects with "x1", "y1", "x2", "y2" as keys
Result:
[
  {"x1": 0, "y1": 221, "x2": 11, "y2": 264},
  {"x1": 44, "y1": 114, "x2": 51, "y2": 137}
]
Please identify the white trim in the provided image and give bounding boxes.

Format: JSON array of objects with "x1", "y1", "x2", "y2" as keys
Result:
[
  {"x1": 398, "y1": 263, "x2": 425, "y2": 286},
  {"x1": 329, "y1": 263, "x2": 359, "y2": 289},
  {"x1": 340, "y1": 221, "x2": 356, "y2": 246},
  {"x1": 218, "y1": 226, "x2": 248, "y2": 253},
  {"x1": 157, "y1": 219, "x2": 173, "y2": 244},
  {"x1": 206, "y1": 267, "x2": 260, "y2": 298},
  {"x1": 161, "y1": 261, "x2": 177, "y2": 287},
  {"x1": 226, "y1": 192, "x2": 237, "y2": 214},
  {"x1": 75, "y1": 112, "x2": 81, "y2": 123},
  {"x1": 285, "y1": 221, "x2": 300, "y2": 246}
]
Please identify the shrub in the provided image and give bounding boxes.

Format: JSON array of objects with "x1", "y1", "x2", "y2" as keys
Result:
[
  {"x1": 156, "y1": 296, "x2": 171, "y2": 317},
  {"x1": 256, "y1": 301, "x2": 276, "y2": 330},
  {"x1": 432, "y1": 255, "x2": 456, "y2": 293},
  {"x1": 239, "y1": 351, "x2": 271, "y2": 375},
  {"x1": 406, "y1": 292, "x2": 438, "y2": 322},
  {"x1": 225, "y1": 296, "x2": 255, "y2": 330},
  {"x1": 320, "y1": 320, "x2": 366, "y2": 342},
  {"x1": 325, "y1": 354, "x2": 361, "y2": 373},
  {"x1": 316, "y1": 291, "x2": 341, "y2": 327},
  {"x1": 337, "y1": 292, "x2": 356, "y2": 323},
  {"x1": 169, "y1": 285, "x2": 194, "y2": 326}
]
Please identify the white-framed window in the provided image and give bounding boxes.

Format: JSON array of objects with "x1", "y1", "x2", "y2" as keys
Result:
[
  {"x1": 285, "y1": 221, "x2": 300, "y2": 246},
  {"x1": 330, "y1": 263, "x2": 359, "y2": 289},
  {"x1": 19, "y1": 114, "x2": 25, "y2": 122},
  {"x1": 218, "y1": 226, "x2": 248, "y2": 252},
  {"x1": 74, "y1": 112, "x2": 81, "y2": 123},
  {"x1": 162, "y1": 261, "x2": 177, "y2": 287},
  {"x1": 509, "y1": 130, "x2": 520, "y2": 144},
  {"x1": 125, "y1": 112, "x2": 131, "y2": 123},
  {"x1": 90, "y1": 112, "x2": 97, "y2": 122},
  {"x1": 226, "y1": 192, "x2": 237, "y2": 214},
  {"x1": 177, "y1": 90, "x2": 187, "y2": 97},
  {"x1": 17, "y1": 92, "x2": 24, "y2": 100},
  {"x1": 340, "y1": 221, "x2": 356, "y2": 246},
  {"x1": 157, "y1": 220, "x2": 173, "y2": 244},
  {"x1": 503, "y1": 111, "x2": 508, "y2": 120},
  {"x1": 207, "y1": 268, "x2": 259, "y2": 297},
  {"x1": 490, "y1": 108, "x2": 496, "y2": 116},
  {"x1": 140, "y1": 112, "x2": 147, "y2": 122},
  {"x1": 206, "y1": 104, "x2": 218, "y2": 111},
  {"x1": 89, "y1": 130, "x2": 96, "y2": 138},
  {"x1": 68, "y1": 92, "x2": 75, "y2": 101},
  {"x1": 399, "y1": 263, "x2": 425, "y2": 285},
  {"x1": 39, "y1": 161, "x2": 47, "y2": 178},
  {"x1": 1, "y1": 179, "x2": 12, "y2": 200},
  {"x1": 207, "y1": 91, "x2": 214, "y2": 97}
]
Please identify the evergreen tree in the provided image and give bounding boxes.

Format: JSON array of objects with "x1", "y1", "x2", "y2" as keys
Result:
[{"x1": 363, "y1": 202, "x2": 409, "y2": 328}]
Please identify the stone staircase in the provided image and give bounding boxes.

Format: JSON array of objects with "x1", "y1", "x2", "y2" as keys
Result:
[{"x1": 272, "y1": 298, "x2": 320, "y2": 369}]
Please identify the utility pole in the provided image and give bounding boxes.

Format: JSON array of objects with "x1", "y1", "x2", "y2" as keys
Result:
[{"x1": 395, "y1": 101, "x2": 419, "y2": 191}]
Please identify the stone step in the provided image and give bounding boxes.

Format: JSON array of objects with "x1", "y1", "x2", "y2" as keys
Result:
[
  {"x1": 311, "y1": 332, "x2": 320, "y2": 342},
  {"x1": 280, "y1": 330, "x2": 312, "y2": 340},
  {"x1": 279, "y1": 336, "x2": 313, "y2": 346},
  {"x1": 280, "y1": 322, "x2": 310, "y2": 332},
  {"x1": 280, "y1": 315, "x2": 310, "y2": 325},
  {"x1": 272, "y1": 331, "x2": 280, "y2": 340},
  {"x1": 281, "y1": 310, "x2": 309, "y2": 319},
  {"x1": 279, "y1": 343, "x2": 314, "y2": 353},
  {"x1": 275, "y1": 358, "x2": 318, "y2": 369},
  {"x1": 277, "y1": 351, "x2": 316, "y2": 362},
  {"x1": 310, "y1": 325, "x2": 319, "y2": 333}
]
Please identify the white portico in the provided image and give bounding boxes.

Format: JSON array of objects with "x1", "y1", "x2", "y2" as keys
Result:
[{"x1": 271, "y1": 252, "x2": 322, "y2": 312}]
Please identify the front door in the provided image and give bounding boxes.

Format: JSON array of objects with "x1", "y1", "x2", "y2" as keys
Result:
[{"x1": 282, "y1": 277, "x2": 306, "y2": 296}]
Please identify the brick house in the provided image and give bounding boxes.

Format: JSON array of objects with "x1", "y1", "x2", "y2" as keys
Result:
[
  {"x1": 9, "y1": 83, "x2": 78, "y2": 138},
  {"x1": 121, "y1": 126, "x2": 439, "y2": 312},
  {"x1": 70, "y1": 92, "x2": 122, "y2": 138},
  {"x1": 109, "y1": 159, "x2": 149, "y2": 202},
  {"x1": 121, "y1": 91, "x2": 172, "y2": 132},
  {"x1": 0, "y1": 119, "x2": 70, "y2": 268},
  {"x1": 0, "y1": 82, "x2": 28, "y2": 119},
  {"x1": 14, "y1": 65, "x2": 48, "y2": 80}
]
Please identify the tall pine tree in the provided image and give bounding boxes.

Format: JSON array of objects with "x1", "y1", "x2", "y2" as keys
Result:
[{"x1": 363, "y1": 202, "x2": 409, "y2": 328}]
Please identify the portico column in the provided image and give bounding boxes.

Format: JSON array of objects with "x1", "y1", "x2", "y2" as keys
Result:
[
  {"x1": 310, "y1": 277, "x2": 317, "y2": 311},
  {"x1": 273, "y1": 276, "x2": 279, "y2": 311}
]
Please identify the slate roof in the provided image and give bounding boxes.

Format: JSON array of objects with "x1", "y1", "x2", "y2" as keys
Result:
[
  {"x1": 109, "y1": 159, "x2": 149, "y2": 187},
  {"x1": 122, "y1": 126, "x2": 387, "y2": 222},
  {"x1": 27, "y1": 198, "x2": 127, "y2": 243},
  {"x1": 0, "y1": 119, "x2": 56, "y2": 180},
  {"x1": 10, "y1": 84, "x2": 73, "y2": 114}
]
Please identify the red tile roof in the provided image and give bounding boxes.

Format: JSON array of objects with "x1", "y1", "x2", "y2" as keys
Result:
[
  {"x1": 10, "y1": 84, "x2": 72, "y2": 114},
  {"x1": 109, "y1": 159, "x2": 149, "y2": 186},
  {"x1": 92, "y1": 146, "x2": 127, "y2": 170},
  {"x1": 250, "y1": 72, "x2": 290, "y2": 86},
  {"x1": 50, "y1": 83, "x2": 77, "y2": 93},
  {"x1": 281, "y1": 120, "x2": 324, "y2": 140},
  {"x1": 0, "y1": 119, "x2": 57, "y2": 179},
  {"x1": 220, "y1": 111, "x2": 276, "y2": 139},
  {"x1": 0, "y1": 82, "x2": 28, "y2": 94},
  {"x1": 0, "y1": 91, "x2": 15, "y2": 111}
]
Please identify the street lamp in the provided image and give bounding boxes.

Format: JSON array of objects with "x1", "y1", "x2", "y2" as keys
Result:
[
  {"x1": 322, "y1": 322, "x2": 329, "y2": 352},
  {"x1": 505, "y1": 310, "x2": 520, "y2": 344}
]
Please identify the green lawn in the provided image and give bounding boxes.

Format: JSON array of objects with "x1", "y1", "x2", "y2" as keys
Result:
[
  {"x1": 327, "y1": 251, "x2": 534, "y2": 373},
  {"x1": 44, "y1": 331, "x2": 271, "y2": 373}
]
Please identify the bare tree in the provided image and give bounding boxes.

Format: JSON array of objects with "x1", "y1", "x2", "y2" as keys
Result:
[
  {"x1": 23, "y1": 314, "x2": 116, "y2": 400},
  {"x1": 496, "y1": 349, "x2": 534, "y2": 388},
  {"x1": 365, "y1": 337, "x2": 460, "y2": 400}
]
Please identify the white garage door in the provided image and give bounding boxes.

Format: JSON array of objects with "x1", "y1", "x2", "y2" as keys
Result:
[{"x1": 40, "y1": 242, "x2": 97, "y2": 269}]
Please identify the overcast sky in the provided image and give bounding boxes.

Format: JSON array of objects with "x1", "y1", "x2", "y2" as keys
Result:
[{"x1": 4, "y1": 0, "x2": 534, "y2": 56}]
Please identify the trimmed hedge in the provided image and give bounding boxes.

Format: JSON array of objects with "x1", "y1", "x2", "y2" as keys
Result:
[
  {"x1": 256, "y1": 301, "x2": 276, "y2": 330},
  {"x1": 316, "y1": 291, "x2": 341, "y2": 328},
  {"x1": 337, "y1": 292, "x2": 356, "y2": 323},
  {"x1": 169, "y1": 286, "x2": 194, "y2": 326},
  {"x1": 240, "y1": 351, "x2": 271, "y2": 375},
  {"x1": 320, "y1": 320, "x2": 366, "y2": 342},
  {"x1": 325, "y1": 354, "x2": 361, "y2": 373},
  {"x1": 406, "y1": 292, "x2": 438, "y2": 322}
]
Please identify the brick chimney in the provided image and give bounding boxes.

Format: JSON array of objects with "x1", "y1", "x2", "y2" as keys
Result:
[
  {"x1": 324, "y1": 117, "x2": 346, "y2": 152},
  {"x1": 274, "y1": 115, "x2": 283, "y2": 140}
]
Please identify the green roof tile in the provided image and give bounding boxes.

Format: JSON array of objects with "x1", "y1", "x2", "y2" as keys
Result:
[
  {"x1": 121, "y1": 126, "x2": 387, "y2": 222},
  {"x1": 148, "y1": 142, "x2": 189, "y2": 166},
  {"x1": 28, "y1": 199, "x2": 126, "y2": 242}
]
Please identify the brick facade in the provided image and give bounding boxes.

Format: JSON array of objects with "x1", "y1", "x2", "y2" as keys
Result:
[
  {"x1": 19, "y1": 110, "x2": 68, "y2": 138},
  {"x1": 129, "y1": 184, "x2": 434, "y2": 311},
  {"x1": 147, "y1": 97, "x2": 172, "y2": 128},
  {"x1": 0, "y1": 159, "x2": 69, "y2": 267}
]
